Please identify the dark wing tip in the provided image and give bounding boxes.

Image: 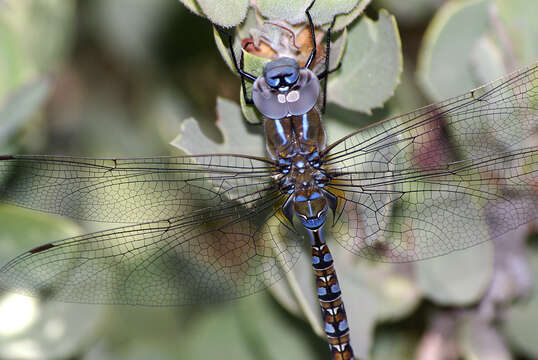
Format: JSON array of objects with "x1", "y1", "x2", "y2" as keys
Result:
[
  {"x1": 0, "y1": 155, "x2": 15, "y2": 160},
  {"x1": 29, "y1": 243, "x2": 55, "y2": 254}
]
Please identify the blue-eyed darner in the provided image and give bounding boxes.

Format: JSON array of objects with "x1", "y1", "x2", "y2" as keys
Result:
[{"x1": 0, "y1": 2, "x2": 538, "y2": 360}]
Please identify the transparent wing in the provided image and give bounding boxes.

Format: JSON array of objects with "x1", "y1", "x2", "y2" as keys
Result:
[
  {"x1": 323, "y1": 63, "x2": 538, "y2": 262},
  {"x1": 0, "y1": 154, "x2": 277, "y2": 223},
  {"x1": 0, "y1": 188, "x2": 301, "y2": 305}
]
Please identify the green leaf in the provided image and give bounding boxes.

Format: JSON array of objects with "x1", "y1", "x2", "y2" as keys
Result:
[
  {"x1": 92, "y1": 0, "x2": 174, "y2": 65},
  {"x1": 256, "y1": 0, "x2": 305, "y2": 24},
  {"x1": 309, "y1": 0, "x2": 366, "y2": 26},
  {"x1": 469, "y1": 35, "x2": 507, "y2": 85},
  {"x1": 196, "y1": 0, "x2": 248, "y2": 27},
  {"x1": 328, "y1": 27, "x2": 348, "y2": 75},
  {"x1": 417, "y1": 0, "x2": 538, "y2": 102},
  {"x1": 236, "y1": 6, "x2": 260, "y2": 39},
  {"x1": 0, "y1": 20, "x2": 23, "y2": 98},
  {"x1": 170, "y1": 97, "x2": 265, "y2": 156},
  {"x1": 97, "y1": 296, "x2": 321, "y2": 360},
  {"x1": 416, "y1": 242, "x2": 494, "y2": 305},
  {"x1": 213, "y1": 26, "x2": 236, "y2": 74},
  {"x1": 376, "y1": 0, "x2": 443, "y2": 25},
  {"x1": 459, "y1": 316, "x2": 512, "y2": 360},
  {"x1": 181, "y1": 305, "x2": 252, "y2": 359},
  {"x1": 324, "y1": 103, "x2": 393, "y2": 145},
  {"x1": 178, "y1": 0, "x2": 203, "y2": 15},
  {"x1": 503, "y1": 247, "x2": 538, "y2": 358},
  {"x1": 0, "y1": 205, "x2": 81, "y2": 265},
  {"x1": 0, "y1": 298, "x2": 102, "y2": 359},
  {"x1": 417, "y1": 0, "x2": 493, "y2": 101},
  {"x1": 236, "y1": 294, "x2": 323, "y2": 360},
  {"x1": 332, "y1": 0, "x2": 371, "y2": 31},
  {"x1": 240, "y1": 51, "x2": 270, "y2": 124},
  {"x1": 257, "y1": 0, "x2": 365, "y2": 26},
  {"x1": 0, "y1": 1, "x2": 74, "y2": 89},
  {"x1": 0, "y1": 205, "x2": 98, "y2": 360},
  {"x1": 327, "y1": 10, "x2": 403, "y2": 114},
  {"x1": 97, "y1": 304, "x2": 251, "y2": 360},
  {"x1": 0, "y1": 77, "x2": 52, "y2": 145},
  {"x1": 494, "y1": 0, "x2": 538, "y2": 66},
  {"x1": 371, "y1": 328, "x2": 418, "y2": 360}
]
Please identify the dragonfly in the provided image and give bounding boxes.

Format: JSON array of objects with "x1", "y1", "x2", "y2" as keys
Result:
[{"x1": 1, "y1": 4, "x2": 538, "y2": 360}]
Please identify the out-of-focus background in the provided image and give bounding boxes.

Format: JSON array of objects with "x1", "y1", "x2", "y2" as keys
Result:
[{"x1": 0, "y1": 0, "x2": 537, "y2": 359}]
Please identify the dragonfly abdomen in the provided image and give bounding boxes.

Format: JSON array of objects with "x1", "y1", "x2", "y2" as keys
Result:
[{"x1": 310, "y1": 230, "x2": 354, "y2": 360}]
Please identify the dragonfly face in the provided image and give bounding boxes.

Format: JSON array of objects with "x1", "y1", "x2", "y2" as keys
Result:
[{"x1": 252, "y1": 57, "x2": 320, "y2": 119}]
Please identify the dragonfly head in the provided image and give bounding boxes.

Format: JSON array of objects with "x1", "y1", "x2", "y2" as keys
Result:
[
  {"x1": 263, "y1": 57, "x2": 300, "y2": 91},
  {"x1": 252, "y1": 57, "x2": 320, "y2": 119}
]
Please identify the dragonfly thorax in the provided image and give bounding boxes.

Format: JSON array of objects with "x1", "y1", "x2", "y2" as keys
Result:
[
  {"x1": 279, "y1": 153, "x2": 335, "y2": 230},
  {"x1": 252, "y1": 57, "x2": 320, "y2": 120}
]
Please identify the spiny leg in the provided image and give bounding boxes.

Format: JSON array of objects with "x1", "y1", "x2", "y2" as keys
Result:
[
  {"x1": 223, "y1": 30, "x2": 256, "y2": 105},
  {"x1": 220, "y1": 28, "x2": 264, "y2": 125},
  {"x1": 304, "y1": 0, "x2": 318, "y2": 69},
  {"x1": 304, "y1": 2, "x2": 341, "y2": 113},
  {"x1": 319, "y1": 15, "x2": 335, "y2": 113}
]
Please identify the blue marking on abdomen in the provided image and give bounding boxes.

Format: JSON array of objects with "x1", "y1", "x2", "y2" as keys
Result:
[
  {"x1": 338, "y1": 320, "x2": 348, "y2": 332},
  {"x1": 330, "y1": 284, "x2": 340, "y2": 293}
]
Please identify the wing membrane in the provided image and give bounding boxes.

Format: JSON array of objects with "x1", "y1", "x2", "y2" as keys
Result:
[
  {"x1": 0, "y1": 188, "x2": 301, "y2": 305},
  {"x1": 0, "y1": 154, "x2": 277, "y2": 224},
  {"x1": 324, "y1": 63, "x2": 538, "y2": 262}
]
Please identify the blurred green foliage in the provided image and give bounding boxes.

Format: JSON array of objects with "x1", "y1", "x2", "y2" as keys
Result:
[{"x1": 0, "y1": 0, "x2": 537, "y2": 359}]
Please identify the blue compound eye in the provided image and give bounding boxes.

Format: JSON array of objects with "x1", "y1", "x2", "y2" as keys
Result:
[
  {"x1": 284, "y1": 70, "x2": 299, "y2": 85},
  {"x1": 263, "y1": 57, "x2": 300, "y2": 90},
  {"x1": 265, "y1": 75, "x2": 280, "y2": 88}
]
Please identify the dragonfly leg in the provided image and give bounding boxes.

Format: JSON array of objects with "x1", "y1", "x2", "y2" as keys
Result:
[
  {"x1": 318, "y1": 15, "x2": 337, "y2": 113},
  {"x1": 238, "y1": 42, "x2": 256, "y2": 106},
  {"x1": 220, "y1": 30, "x2": 264, "y2": 125},
  {"x1": 304, "y1": 2, "x2": 341, "y2": 114},
  {"x1": 317, "y1": 11, "x2": 343, "y2": 81},
  {"x1": 317, "y1": 57, "x2": 342, "y2": 79},
  {"x1": 304, "y1": 0, "x2": 317, "y2": 69},
  {"x1": 222, "y1": 29, "x2": 256, "y2": 106},
  {"x1": 317, "y1": 62, "x2": 342, "y2": 79}
]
